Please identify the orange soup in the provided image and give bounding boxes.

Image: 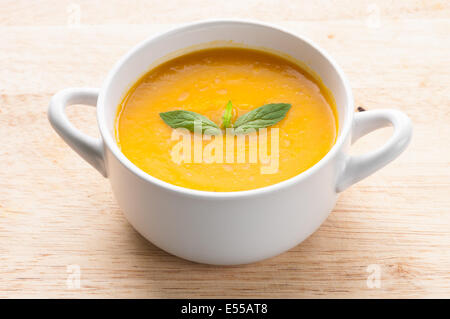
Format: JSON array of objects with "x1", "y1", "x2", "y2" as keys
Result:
[{"x1": 116, "y1": 47, "x2": 337, "y2": 191}]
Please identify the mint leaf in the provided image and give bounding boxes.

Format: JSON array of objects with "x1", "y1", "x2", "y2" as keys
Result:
[
  {"x1": 221, "y1": 100, "x2": 233, "y2": 128},
  {"x1": 160, "y1": 110, "x2": 221, "y2": 135},
  {"x1": 233, "y1": 103, "x2": 291, "y2": 134}
]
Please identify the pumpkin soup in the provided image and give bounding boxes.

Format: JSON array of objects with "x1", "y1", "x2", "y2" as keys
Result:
[{"x1": 116, "y1": 47, "x2": 337, "y2": 192}]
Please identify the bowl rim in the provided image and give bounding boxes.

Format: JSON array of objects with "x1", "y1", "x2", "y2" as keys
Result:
[{"x1": 97, "y1": 19, "x2": 354, "y2": 199}]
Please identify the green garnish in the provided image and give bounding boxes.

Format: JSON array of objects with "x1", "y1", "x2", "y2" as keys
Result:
[
  {"x1": 160, "y1": 102, "x2": 291, "y2": 135},
  {"x1": 221, "y1": 100, "x2": 233, "y2": 129},
  {"x1": 233, "y1": 103, "x2": 291, "y2": 134},
  {"x1": 159, "y1": 110, "x2": 221, "y2": 135}
]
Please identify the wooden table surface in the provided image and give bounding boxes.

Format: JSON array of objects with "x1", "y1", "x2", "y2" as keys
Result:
[{"x1": 1, "y1": 0, "x2": 449, "y2": 298}]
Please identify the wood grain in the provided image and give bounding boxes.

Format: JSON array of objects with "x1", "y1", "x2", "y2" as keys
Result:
[{"x1": 0, "y1": 0, "x2": 449, "y2": 298}]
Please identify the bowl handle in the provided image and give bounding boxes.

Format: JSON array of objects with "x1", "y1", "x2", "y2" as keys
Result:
[
  {"x1": 48, "y1": 88, "x2": 107, "y2": 177},
  {"x1": 336, "y1": 109, "x2": 412, "y2": 192}
]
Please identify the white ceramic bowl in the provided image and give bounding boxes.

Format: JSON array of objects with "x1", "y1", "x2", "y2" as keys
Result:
[{"x1": 48, "y1": 20, "x2": 412, "y2": 265}]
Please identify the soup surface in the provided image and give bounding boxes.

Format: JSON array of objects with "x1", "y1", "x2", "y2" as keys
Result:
[{"x1": 116, "y1": 48, "x2": 337, "y2": 192}]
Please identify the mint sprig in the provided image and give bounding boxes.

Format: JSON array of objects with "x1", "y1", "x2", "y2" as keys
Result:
[{"x1": 160, "y1": 102, "x2": 291, "y2": 135}]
